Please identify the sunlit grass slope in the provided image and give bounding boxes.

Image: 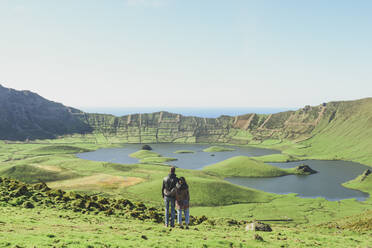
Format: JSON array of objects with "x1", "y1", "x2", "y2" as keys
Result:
[
  {"x1": 203, "y1": 146, "x2": 235, "y2": 152},
  {"x1": 129, "y1": 150, "x2": 161, "y2": 159},
  {"x1": 129, "y1": 149, "x2": 177, "y2": 164},
  {"x1": 127, "y1": 176, "x2": 274, "y2": 207},
  {"x1": 343, "y1": 170, "x2": 372, "y2": 194},
  {"x1": 203, "y1": 156, "x2": 291, "y2": 177},
  {"x1": 290, "y1": 98, "x2": 372, "y2": 166}
]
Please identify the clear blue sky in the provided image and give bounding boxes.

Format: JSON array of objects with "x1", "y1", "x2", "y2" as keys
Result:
[{"x1": 1, "y1": 0, "x2": 371, "y2": 108}]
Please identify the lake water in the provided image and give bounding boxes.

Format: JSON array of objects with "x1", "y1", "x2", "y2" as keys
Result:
[
  {"x1": 226, "y1": 160, "x2": 369, "y2": 201},
  {"x1": 77, "y1": 144, "x2": 370, "y2": 201}
]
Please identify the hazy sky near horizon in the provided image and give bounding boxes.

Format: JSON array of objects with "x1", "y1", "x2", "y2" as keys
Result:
[{"x1": 1, "y1": 0, "x2": 371, "y2": 108}]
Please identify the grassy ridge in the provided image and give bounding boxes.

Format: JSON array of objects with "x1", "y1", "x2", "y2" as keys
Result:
[
  {"x1": 203, "y1": 156, "x2": 291, "y2": 177},
  {"x1": 287, "y1": 98, "x2": 372, "y2": 166},
  {"x1": 129, "y1": 149, "x2": 177, "y2": 164},
  {"x1": 127, "y1": 177, "x2": 274, "y2": 207},
  {"x1": 203, "y1": 146, "x2": 235, "y2": 152},
  {"x1": 343, "y1": 170, "x2": 372, "y2": 194},
  {"x1": 1, "y1": 164, "x2": 78, "y2": 184},
  {"x1": 129, "y1": 150, "x2": 162, "y2": 159},
  {"x1": 252, "y1": 153, "x2": 301, "y2": 163},
  {"x1": 174, "y1": 150, "x2": 195, "y2": 154}
]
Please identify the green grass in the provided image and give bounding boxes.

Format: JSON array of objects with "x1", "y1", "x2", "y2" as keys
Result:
[
  {"x1": 129, "y1": 149, "x2": 177, "y2": 164},
  {"x1": 32, "y1": 145, "x2": 92, "y2": 154},
  {"x1": 129, "y1": 150, "x2": 162, "y2": 159},
  {"x1": 203, "y1": 146, "x2": 235, "y2": 152},
  {"x1": 0, "y1": 138, "x2": 371, "y2": 247},
  {"x1": 173, "y1": 150, "x2": 195, "y2": 154},
  {"x1": 140, "y1": 157, "x2": 177, "y2": 164},
  {"x1": 127, "y1": 176, "x2": 274, "y2": 207},
  {"x1": 343, "y1": 171, "x2": 372, "y2": 194},
  {"x1": 2, "y1": 204, "x2": 370, "y2": 248},
  {"x1": 252, "y1": 153, "x2": 301, "y2": 163},
  {"x1": 203, "y1": 156, "x2": 291, "y2": 177},
  {"x1": 0, "y1": 164, "x2": 78, "y2": 184}
]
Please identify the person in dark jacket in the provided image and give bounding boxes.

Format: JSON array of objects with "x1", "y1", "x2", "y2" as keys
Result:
[
  {"x1": 162, "y1": 166, "x2": 178, "y2": 227},
  {"x1": 176, "y1": 177, "x2": 190, "y2": 229}
]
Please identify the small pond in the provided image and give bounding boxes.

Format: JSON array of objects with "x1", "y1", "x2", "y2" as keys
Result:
[{"x1": 77, "y1": 144, "x2": 370, "y2": 201}]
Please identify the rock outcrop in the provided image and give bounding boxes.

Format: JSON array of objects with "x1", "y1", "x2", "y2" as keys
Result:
[
  {"x1": 295, "y1": 164, "x2": 318, "y2": 175},
  {"x1": 245, "y1": 221, "x2": 272, "y2": 232},
  {"x1": 360, "y1": 169, "x2": 371, "y2": 182}
]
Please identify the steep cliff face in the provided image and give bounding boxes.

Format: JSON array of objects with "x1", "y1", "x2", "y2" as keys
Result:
[
  {"x1": 84, "y1": 112, "x2": 234, "y2": 143},
  {"x1": 0, "y1": 84, "x2": 91, "y2": 140},
  {"x1": 82, "y1": 104, "x2": 329, "y2": 144}
]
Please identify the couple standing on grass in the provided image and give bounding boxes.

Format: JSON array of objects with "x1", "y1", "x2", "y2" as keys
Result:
[{"x1": 162, "y1": 166, "x2": 190, "y2": 229}]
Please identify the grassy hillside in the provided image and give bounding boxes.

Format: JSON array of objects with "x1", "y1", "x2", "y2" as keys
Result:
[
  {"x1": 203, "y1": 146, "x2": 235, "y2": 152},
  {"x1": 286, "y1": 98, "x2": 372, "y2": 166},
  {"x1": 203, "y1": 156, "x2": 292, "y2": 177},
  {"x1": 0, "y1": 176, "x2": 371, "y2": 248},
  {"x1": 0, "y1": 137, "x2": 371, "y2": 247}
]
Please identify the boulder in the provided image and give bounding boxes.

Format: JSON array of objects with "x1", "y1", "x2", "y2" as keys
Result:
[
  {"x1": 360, "y1": 169, "x2": 371, "y2": 182},
  {"x1": 245, "y1": 222, "x2": 272, "y2": 232},
  {"x1": 295, "y1": 164, "x2": 317, "y2": 175},
  {"x1": 142, "y1": 145, "x2": 153, "y2": 151}
]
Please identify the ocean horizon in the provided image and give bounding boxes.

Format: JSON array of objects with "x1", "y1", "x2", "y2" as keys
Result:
[{"x1": 79, "y1": 107, "x2": 296, "y2": 118}]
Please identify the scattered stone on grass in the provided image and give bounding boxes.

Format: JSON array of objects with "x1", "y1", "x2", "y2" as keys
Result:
[
  {"x1": 254, "y1": 234, "x2": 264, "y2": 241},
  {"x1": 245, "y1": 222, "x2": 272, "y2": 232}
]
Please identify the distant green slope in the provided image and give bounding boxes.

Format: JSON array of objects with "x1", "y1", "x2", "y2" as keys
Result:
[
  {"x1": 291, "y1": 98, "x2": 372, "y2": 166},
  {"x1": 203, "y1": 156, "x2": 290, "y2": 177}
]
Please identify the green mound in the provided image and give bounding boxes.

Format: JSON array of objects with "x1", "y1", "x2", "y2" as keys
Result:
[
  {"x1": 203, "y1": 146, "x2": 235, "y2": 152},
  {"x1": 129, "y1": 150, "x2": 162, "y2": 159},
  {"x1": 174, "y1": 150, "x2": 195, "y2": 154},
  {"x1": 32, "y1": 145, "x2": 91, "y2": 154},
  {"x1": 343, "y1": 169, "x2": 372, "y2": 193},
  {"x1": 140, "y1": 157, "x2": 177, "y2": 164},
  {"x1": 0, "y1": 165, "x2": 77, "y2": 184},
  {"x1": 127, "y1": 177, "x2": 273, "y2": 206},
  {"x1": 253, "y1": 153, "x2": 300, "y2": 163},
  {"x1": 203, "y1": 156, "x2": 290, "y2": 177},
  {"x1": 129, "y1": 150, "x2": 177, "y2": 164}
]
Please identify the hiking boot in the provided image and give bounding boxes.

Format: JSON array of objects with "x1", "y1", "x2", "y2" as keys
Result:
[
  {"x1": 185, "y1": 226, "x2": 189, "y2": 230},
  {"x1": 179, "y1": 225, "x2": 184, "y2": 229}
]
